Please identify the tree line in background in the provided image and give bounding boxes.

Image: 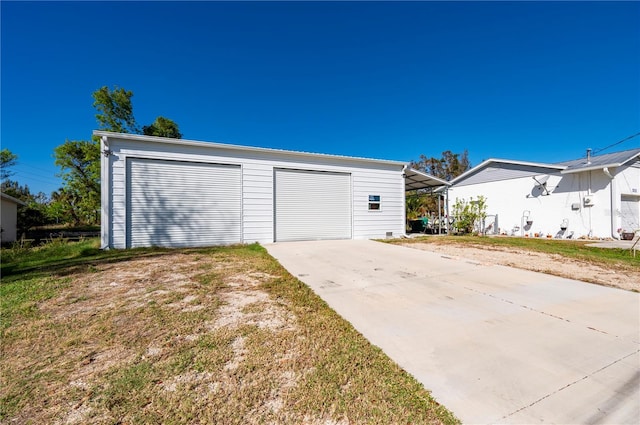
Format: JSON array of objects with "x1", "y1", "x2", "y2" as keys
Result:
[
  {"x1": 1, "y1": 86, "x2": 181, "y2": 235},
  {"x1": 1, "y1": 148, "x2": 53, "y2": 235},
  {"x1": 406, "y1": 150, "x2": 471, "y2": 222},
  {"x1": 409, "y1": 151, "x2": 492, "y2": 235}
]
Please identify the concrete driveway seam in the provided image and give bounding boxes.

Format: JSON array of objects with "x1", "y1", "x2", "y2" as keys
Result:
[
  {"x1": 460, "y1": 284, "x2": 639, "y2": 343},
  {"x1": 501, "y1": 348, "x2": 640, "y2": 422}
]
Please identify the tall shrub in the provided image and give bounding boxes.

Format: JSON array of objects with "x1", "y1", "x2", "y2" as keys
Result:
[{"x1": 452, "y1": 196, "x2": 487, "y2": 234}]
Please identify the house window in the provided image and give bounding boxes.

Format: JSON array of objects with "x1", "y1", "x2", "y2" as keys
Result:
[{"x1": 368, "y1": 195, "x2": 381, "y2": 211}]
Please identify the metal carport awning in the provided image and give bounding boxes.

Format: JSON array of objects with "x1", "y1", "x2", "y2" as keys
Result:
[
  {"x1": 404, "y1": 168, "x2": 450, "y2": 191},
  {"x1": 404, "y1": 168, "x2": 451, "y2": 234}
]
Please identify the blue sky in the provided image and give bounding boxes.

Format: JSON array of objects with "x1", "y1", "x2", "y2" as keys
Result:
[{"x1": 2, "y1": 1, "x2": 639, "y2": 195}]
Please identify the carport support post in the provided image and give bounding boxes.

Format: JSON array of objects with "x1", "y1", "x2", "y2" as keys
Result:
[
  {"x1": 445, "y1": 187, "x2": 450, "y2": 234},
  {"x1": 438, "y1": 194, "x2": 442, "y2": 234}
]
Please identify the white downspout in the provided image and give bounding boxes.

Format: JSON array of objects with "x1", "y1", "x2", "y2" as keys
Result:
[
  {"x1": 100, "y1": 136, "x2": 111, "y2": 249},
  {"x1": 603, "y1": 167, "x2": 619, "y2": 240},
  {"x1": 587, "y1": 170, "x2": 593, "y2": 238}
]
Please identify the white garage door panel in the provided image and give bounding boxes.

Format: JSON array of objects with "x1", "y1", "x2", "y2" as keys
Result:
[
  {"x1": 127, "y1": 158, "x2": 241, "y2": 248},
  {"x1": 275, "y1": 169, "x2": 351, "y2": 241}
]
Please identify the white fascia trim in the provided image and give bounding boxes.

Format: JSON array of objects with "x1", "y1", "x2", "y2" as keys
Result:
[
  {"x1": 621, "y1": 152, "x2": 640, "y2": 166},
  {"x1": 93, "y1": 130, "x2": 407, "y2": 168},
  {"x1": 450, "y1": 158, "x2": 566, "y2": 185},
  {"x1": 561, "y1": 163, "x2": 623, "y2": 174}
]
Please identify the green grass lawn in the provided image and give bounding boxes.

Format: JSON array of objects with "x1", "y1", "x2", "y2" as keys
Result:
[{"x1": 1, "y1": 239, "x2": 458, "y2": 424}]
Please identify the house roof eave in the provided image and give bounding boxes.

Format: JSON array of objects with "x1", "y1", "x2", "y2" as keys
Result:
[
  {"x1": 560, "y1": 163, "x2": 625, "y2": 174},
  {"x1": 450, "y1": 158, "x2": 566, "y2": 185}
]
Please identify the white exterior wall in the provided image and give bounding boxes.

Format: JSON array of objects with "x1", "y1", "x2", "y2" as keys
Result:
[
  {"x1": 1, "y1": 199, "x2": 19, "y2": 242},
  {"x1": 102, "y1": 135, "x2": 405, "y2": 248},
  {"x1": 450, "y1": 166, "x2": 638, "y2": 239},
  {"x1": 615, "y1": 162, "x2": 640, "y2": 233}
]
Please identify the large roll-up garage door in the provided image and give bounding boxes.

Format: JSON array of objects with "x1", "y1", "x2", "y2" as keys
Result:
[
  {"x1": 275, "y1": 169, "x2": 352, "y2": 241},
  {"x1": 127, "y1": 158, "x2": 241, "y2": 248}
]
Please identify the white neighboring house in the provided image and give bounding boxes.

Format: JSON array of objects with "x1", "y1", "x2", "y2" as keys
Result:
[
  {"x1": 97, "y1": 131, "x2": 443, "y2": 249},
  {"x1": 1, "y1": 192, "x2": 26, "y2": 243},
  {"x1": 448, "y1": 148, "x2": 640, "y2": 239}
]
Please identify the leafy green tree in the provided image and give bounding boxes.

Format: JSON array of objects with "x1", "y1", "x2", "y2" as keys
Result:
[
  {"x1": 17, "y1": 204, "x2": 48, "y2": 236},
  {"x1": 1, "y1": 148, "x2": 18, "y2": 181},
  {"x1": 46, "y1": 191, "x2": 68, "y2": 224},
  {"x1": 54, "y1": 141, "x2": 100, "y2": 194},
  {"x1": 47, "y1": 188, "x2": 85, "y2": 225},
  {"x1": 53, "y1": 140, "x2": 100, "y2": 225},
  {"x1": 143, "y1": 116, "x2": 182, "y2": 138},
  {"x1": 54, "y1": 86, "x2": 182, "y2": 225},
  {"x1": 406, "y1": 192, "x2": 432, "y2": 221},
  {"x1": 54, "y1": 85, "x2": 133, "y2": 225},
  {"x1": 93, "y1": 86, "x2": 139, "y2": 133}
]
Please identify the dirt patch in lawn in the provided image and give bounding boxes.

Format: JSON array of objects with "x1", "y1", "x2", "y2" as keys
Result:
[
  {"x1": 400, "y1": 241, "x2": 640, "y2": 292},
  {"x1": 2, "y1": 245, "x2": 456, "y2": 424},
  {"x1": 3, "y1": 252, "x2": 298, "y2": 424}
]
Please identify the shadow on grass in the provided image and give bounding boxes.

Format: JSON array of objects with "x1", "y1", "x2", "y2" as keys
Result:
[
  {"x1": 1, "y1": 239, "x2": 266, "y2": 284},
  {"x1": 1, "y1": 248, "x2": 170, "y2": 283}
]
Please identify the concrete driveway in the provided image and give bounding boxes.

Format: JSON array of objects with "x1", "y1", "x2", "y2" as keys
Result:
[{"x1": 266, "y1": 240, "x2": 640, "y2": 424}]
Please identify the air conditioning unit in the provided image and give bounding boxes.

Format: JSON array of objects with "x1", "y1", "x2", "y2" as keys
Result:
[{"x1": 583, "y1": 196, "x2": 595, "y2": 207}]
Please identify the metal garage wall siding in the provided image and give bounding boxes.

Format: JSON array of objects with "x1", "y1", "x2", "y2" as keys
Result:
[
  {"x1": 104, "y1": 135, "x2": 407, "y2": 247},
  {"x1": 242, "y1": 164, "x2": 274, "y2": 243},
  {"x1": 275, "y1": 169, "x2": 352, "y2": 241},
  {"x1": 351, "y1": 170, "x2": 405, "y2": 238},
  {"x1": 126, "y1": 158, "x2": 241, "y2": 248}
]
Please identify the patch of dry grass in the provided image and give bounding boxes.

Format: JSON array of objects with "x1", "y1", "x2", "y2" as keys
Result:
[
  {"x1": 388, "y1": 235, "x2": 640, "y2": 292},
  {"x1": 1, "y1": 240, "x2": 458, "y2": 424},
  {"x1": 393, "y1": 235, "x2": 639, "y2": 269}
]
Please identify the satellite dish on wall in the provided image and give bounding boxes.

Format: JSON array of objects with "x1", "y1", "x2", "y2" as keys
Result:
[
  {"x1": 532, "y1": 175, "x2": 549, "y2": 185},
  {"x1": 532, "y1": 175, "x2": 550, "y2": 195}
]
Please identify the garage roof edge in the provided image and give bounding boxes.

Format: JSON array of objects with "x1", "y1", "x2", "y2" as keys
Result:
[
  {"x1": 1, "y1": 192, "x2": 27, "y2": 205},
  {"x1": 94, "y1": 130, "x2": 407, "y2": 167}
]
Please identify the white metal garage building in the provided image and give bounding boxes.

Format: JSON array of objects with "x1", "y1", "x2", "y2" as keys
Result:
[{"x1": 97, "y1": 131, "x2": 440, "y2": 249}]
